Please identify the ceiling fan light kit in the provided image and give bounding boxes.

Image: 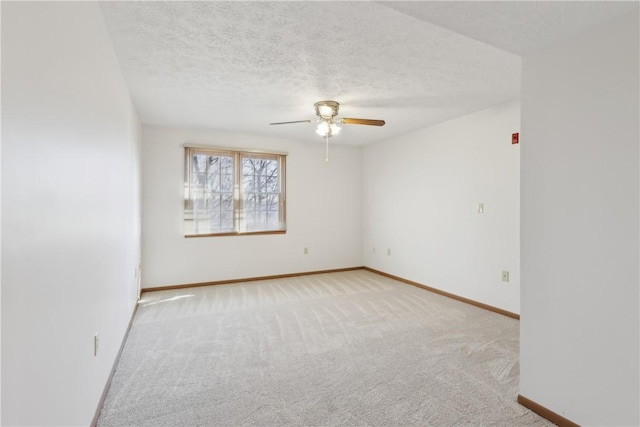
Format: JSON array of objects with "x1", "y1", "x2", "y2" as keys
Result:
[
  {"x1": 314, "y1": 100, "x2": 341, "y2": 138},
  {"x1": 270, "y1": 100, "x2": 385, "y2": 161},
  {"x1": 315, "y1": 120, "x2": 341, "y2": 138}
]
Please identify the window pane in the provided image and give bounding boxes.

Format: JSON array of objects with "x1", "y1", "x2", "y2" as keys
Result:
[
  {"x1": 241, "y1": 156, "x2": 280, "y2": 231},
  {"x1": 185, "y1": 151, "x2": 234, "y2": 234}
]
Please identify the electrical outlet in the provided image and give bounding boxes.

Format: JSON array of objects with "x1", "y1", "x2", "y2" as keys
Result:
[
  {"x1": 478, "y1": 203, "x2": 484, "y2": 214},
  {"x1": 94, "y1": 332, "x2": 99, "y2": 356},
  {"x1": 303, "y1": 247, "x2": 308, "y2": 255},
  {"x1": 501, "y1": 271, "x2": 510, "y2": 282}
]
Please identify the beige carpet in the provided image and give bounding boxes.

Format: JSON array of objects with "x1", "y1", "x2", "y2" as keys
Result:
[{"x1": 97, "y1": 269, "x2": 552, "y2": 426}]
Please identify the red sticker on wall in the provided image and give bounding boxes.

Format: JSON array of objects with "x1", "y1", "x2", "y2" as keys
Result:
[{"x1": 512, "y1": 133, "x2": 519, "y2": 144}]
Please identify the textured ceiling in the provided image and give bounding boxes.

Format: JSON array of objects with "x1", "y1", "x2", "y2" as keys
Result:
[
  {"x1": 381, "y1": 1, "x2": 639, "y2": 56},
  {"x1": 99, "y1": 1, "x2": 638, "y2": 146}
]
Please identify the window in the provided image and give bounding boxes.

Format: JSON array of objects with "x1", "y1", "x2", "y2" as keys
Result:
[{"x1": 184, "y1": 146, "x2": 286, "y2": 236}]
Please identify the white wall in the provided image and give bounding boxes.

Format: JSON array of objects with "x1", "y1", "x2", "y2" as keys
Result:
[
  {"x1": 0, "y1": 3, "x2": 3, "y2": 420},
  {"x1": 363, "y1": 100, "x2": 521, "y2": 313},
  {"x1": 142, "y1": 125, "x2": 362, "y2": 288},
  {"x1": 520, "y1": 11, "x2": 639, "y2": 426},
  {"x1": 1, "y1": 2, "x2": 141, "y2": 426}
]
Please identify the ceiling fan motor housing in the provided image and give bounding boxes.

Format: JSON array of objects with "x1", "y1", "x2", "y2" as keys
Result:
[{"x1": 314, "y1": 100, "x2": 340, "y2": 119}]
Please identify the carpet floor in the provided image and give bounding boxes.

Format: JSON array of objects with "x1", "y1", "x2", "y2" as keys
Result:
[{"x1": 97, "y1": 269, "x2": 552, "y2": 426}]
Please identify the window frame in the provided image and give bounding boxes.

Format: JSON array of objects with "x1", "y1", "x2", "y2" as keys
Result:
[{"x1": 183, "y1": 145, "x2": 287, "y2": 237}]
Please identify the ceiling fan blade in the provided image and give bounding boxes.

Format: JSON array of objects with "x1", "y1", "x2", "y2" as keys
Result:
[
  {"x1": 269, "y1": 120, "x2": 313, "y2": 125},
  {"x1": 342, "y1": 118, "x2": 386, "y2": 126}
]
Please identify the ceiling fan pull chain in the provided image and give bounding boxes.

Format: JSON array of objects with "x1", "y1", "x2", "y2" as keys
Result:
[{"x1": 325, "y1": 134, "x2": 329, "y2": 162}]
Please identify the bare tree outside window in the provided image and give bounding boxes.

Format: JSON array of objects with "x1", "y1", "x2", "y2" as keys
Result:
[{"x1": 242, "y1": 156, "x2": 280, "y2": 231}]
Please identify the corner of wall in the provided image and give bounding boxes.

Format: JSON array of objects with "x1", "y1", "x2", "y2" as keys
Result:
[{"x1": 361, "y1": 100, "x2": 522, "y2": 314}]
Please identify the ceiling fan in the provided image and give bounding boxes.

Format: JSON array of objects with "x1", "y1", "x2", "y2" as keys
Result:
[
  {"x1": 270, "y1": 100, "x2": 385, "y2": 137},
  {"x1": 270, "y1": 100, "x2": 385, "y2": 161}
]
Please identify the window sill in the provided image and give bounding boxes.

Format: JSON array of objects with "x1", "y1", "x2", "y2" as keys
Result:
[{"x1": 185, "y1": 230, "x2": 286, "y2": 238}]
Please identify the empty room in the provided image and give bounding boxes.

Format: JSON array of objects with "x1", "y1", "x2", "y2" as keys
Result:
[{"x1": 1, "y1": 1, "x2": 639, "y2": 426}]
